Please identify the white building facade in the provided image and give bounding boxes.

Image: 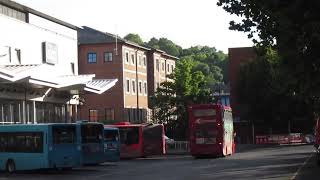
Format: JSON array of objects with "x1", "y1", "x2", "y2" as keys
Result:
[{"x1": 0, "y1": 0, "x2": 117, "y2": 124}]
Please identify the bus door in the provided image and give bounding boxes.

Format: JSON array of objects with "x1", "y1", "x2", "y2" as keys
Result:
[
  {"x1": 50, "y1": 125, "x2": 79, "y2": 168},
  {"x1": 104, "y1": 128, "x2": 120, "y2": 162},
  {"x1": 222, "y1": 111, "x2": 234, "y2": 155},
  {"x1": 143, "y1": 124, "x2": 165, "y2": 156}
]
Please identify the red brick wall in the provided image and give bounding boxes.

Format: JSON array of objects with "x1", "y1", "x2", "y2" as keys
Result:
[
  {"x1": 229, "y1": 47, "x2": 256, "y2": 119},
  {"x1": 78, "y1": 43, "x2": 124, "y2": 121}
]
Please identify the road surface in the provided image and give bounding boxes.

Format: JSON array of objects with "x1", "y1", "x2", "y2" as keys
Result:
[{"x1": 0, "y1": 145, "x2": 314, "y2": 180}]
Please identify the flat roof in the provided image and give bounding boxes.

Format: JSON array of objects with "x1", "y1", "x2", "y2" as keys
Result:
[{"x1": 1, "y1": 0, "x2": 78, "y2": 30}]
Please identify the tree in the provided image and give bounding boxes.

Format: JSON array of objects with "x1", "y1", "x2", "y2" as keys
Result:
[
  {"x1": 146, "y1": 37, "x2": 160, "y2": 49},
  {"x1": 181, "y1": 46, "x2": 227, "y2": 84},
  {"x1": 146, "y1": 37, "x2": 182, "y2": 57},
  {"x1": 237, "y1": 47, "x2": 313, "y2": 133},
  {"x1": 123, "y1": 33, "x2": 144, "y2": 45},
  {"x1": 217, "y1": 0, "x2": 320, "y2": 119},
  {"x1": 151, "y1": 58, "x2": 213, "y2": 140}
]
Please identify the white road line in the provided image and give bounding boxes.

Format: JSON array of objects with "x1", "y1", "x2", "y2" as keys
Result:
[{"x1": 290, "y1": 153, "x2": 313, "y2": 180}]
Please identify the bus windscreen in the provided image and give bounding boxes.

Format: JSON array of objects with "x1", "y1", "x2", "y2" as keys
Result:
[
  {"x1": 193, "y1": 109, "x2": 216, "y2": 117},
  {"x1": 119, "y1": 127, "x2": 139, "y2": 145},
  {"x1": 104, "y1": 130, "x2": 119, "y2": 142},
  {"x1": 53, "y1": 126, "x2": 76, "y2": 144},
  {"x1": 195, "y1": 123, "x2": 217, "y2": 144},
  {"x1": 81, "y1": 124, "x2": 103, "y2": 143}
]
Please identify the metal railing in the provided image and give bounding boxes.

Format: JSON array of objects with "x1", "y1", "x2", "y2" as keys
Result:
[{"x1": 166, "y1": 141, "x2": 190, "y2": 154}]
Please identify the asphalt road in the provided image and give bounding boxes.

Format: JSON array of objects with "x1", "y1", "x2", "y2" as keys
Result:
[{"x1": 0, "y1": 145, "x2": 315, "y2": 180}]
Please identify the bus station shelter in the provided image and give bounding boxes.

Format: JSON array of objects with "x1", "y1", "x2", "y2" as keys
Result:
[{"x1": 0, "y1": 64, "x2": 117, "y2": 124}]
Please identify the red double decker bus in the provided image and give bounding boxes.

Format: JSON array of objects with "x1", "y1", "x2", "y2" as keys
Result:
[
  {"x1": 188, "y1": 104, "x2": 235, "y2": 157},
  {"x1": 111, "y1": 122, "x2": 165, "y2": 158}
]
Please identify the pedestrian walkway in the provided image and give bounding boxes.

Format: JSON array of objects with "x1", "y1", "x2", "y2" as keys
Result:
[{"x1": 294, "y1": 152, "x2": 320, "y2": 179}]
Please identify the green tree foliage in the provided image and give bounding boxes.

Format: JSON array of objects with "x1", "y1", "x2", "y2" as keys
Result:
[
  {"x1": 146, "y1": 37, "x2": 182, "y2": 57},
  {"x1": 181, "y1": 46, "x2": 227, "y2": 84},
  {"x1": 238, "y1": 47, "x2": 313, "y2": 133},
  {"x1": 123, "y1": 33, "x2": 144, "y2": 46},
  {"x1": 151, "y1": 58, "x2": 213, "y2": 140},
  {"x1": 217, "y1": 0, "x2": 320, "y2": 119}
]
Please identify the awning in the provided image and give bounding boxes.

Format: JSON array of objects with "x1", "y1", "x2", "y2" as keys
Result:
[
  {"x1": 0, "y1": 64, "x2": 118, "y2": 94},
  {"x1": 84, "y1": 79, "x2": 118, "y2": 94}
]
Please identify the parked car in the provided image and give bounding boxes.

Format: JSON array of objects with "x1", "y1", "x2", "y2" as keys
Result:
[{"x1": 305, "y1": 134, "x2": 315, "y2": 144}]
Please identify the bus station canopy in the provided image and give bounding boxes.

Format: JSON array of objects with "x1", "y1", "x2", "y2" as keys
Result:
[{"x1": 0, "y1": 64, "x2": 118, "y2": 94}]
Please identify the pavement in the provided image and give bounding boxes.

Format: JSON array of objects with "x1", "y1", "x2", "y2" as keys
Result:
[{"x1": 294, "y1": 152, "x2": 320, "y2": 179}]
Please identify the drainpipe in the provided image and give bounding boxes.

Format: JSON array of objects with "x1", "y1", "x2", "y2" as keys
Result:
[{"x1": 135, "y1": 50, "x2": 139, "y2": 123}]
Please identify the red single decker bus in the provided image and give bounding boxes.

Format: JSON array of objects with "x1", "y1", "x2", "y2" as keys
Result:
[
  {"x1": 188, "y1": 104, "x2": 235, "y2": 157},
  {"x1": 110, "y1": 122, "x2": 165, "y2": 158}
]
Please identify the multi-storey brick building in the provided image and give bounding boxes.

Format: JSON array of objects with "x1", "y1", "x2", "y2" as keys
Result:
[
  {"x1": 78, "y1": 27, "x2": 178, "y2": 123},
  {"x1": 147, "y1": 49, "x2": 178, "y2": 108},
  {"x1": 78, "y1": 27, "x2": 150, "y2": 123}
]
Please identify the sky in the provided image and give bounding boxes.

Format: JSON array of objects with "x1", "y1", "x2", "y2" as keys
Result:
[{"x1": 14, "y1": 0, "x2": 253, "y2": 53}]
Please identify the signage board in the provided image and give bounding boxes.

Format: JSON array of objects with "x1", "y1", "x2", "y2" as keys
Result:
[{"x1": 42, "y1": 42, "x2": 58, "y2": 64}]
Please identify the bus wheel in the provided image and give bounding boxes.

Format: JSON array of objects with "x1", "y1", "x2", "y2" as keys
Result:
[{"x1": 6, "y1": 160, "x2": 16, "y2": 173}]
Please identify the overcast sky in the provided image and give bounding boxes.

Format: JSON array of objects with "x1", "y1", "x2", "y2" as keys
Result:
[{"x1": 14, "y1": 0, "x2": 253, "y2": 53}]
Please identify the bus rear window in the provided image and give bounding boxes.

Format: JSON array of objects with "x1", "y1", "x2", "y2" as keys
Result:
[
  {"x1": 119, "y1": 127, "x2": 139, "y2": 145},
  {"x1": 104, "y1": 130, "x2": 119, "y2": 142},
  {"x1": 193, "y1": 109, "x2": 216, "y2": 117},
  {"x1": 53, "y1": 126, "x2": 76, "y2": 144}
]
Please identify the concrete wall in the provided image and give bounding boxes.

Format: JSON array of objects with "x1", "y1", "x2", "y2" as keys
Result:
[{"x1": 0, "y1": 13, "x2": 77, "y2": 76}]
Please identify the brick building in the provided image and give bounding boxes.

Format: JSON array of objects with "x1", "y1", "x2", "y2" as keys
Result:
[
  {"x1": 228, "y1": 47, "x2": 256, "y2": 143},
  {"x1": 147, "y1": 49, "x2": 178, "y2": 108},
  {"x1": 78, "y1": 27, "x2": 178, "y2": 123}
]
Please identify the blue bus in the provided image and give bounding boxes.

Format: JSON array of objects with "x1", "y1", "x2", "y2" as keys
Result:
[
  {"x1": 76, "y1": 121, "x2": 105, "y2": 165},
  {"x1": 0, "y1": 124, "x2": 80, "y2": 173},
  {"x1": 103, "y1": 127, "x2": 120, "y2": 162}
]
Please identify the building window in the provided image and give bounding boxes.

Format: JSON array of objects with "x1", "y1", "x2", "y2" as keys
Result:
[
  {"x1": 104, "y1": 52, "x2": 112, "y2": 62},
  {"x1": 15, "y1": 49, "x2": 21, "y2": 64},
  {"x1": 167, "y1": 64, "x2": 170, "y2": 73},
  {"x1": 143, "y1": 57, "x2": 147, "y2": 67},
  {"x1": 132, "y1": 79, "x2": 136, "y2": 94},
  {"x1": 171, "y1": 64, "x2": 174, "y2": 72},
  {"x1": 156, "y1": 59, "x2": 159, "y2": 72},
  {"x1": 139, "y1": 81, "x2": 142, "y2": 95},
  {"x1": 138, "y1": 55, "x2": 142, "y2": 66},
  {"x1": 105, "y1": 108, "x2": 115, "y2": 121},
  {"x1": 162, "y1": 62, "x2": 165, "y2": 72},
  {"x1": 0, "y1": 4, "x2": 27, "y2": 22},
  {"x1": 89, "y1": 109, "x2": 98, "y2": 122},
  {"x1": 131, "y1": 54, "x2": 135, "y2": 65},
  {"x1": 125, "y1": 52, "x2": 129, "y2": 63},
  {"x1": 71, "y1": 63, "x2": 75, "y2": 74},
  {"x1": 87, "y1": 53, "x2": 97, "y2": 63},
  {"x1": 143, "y1": 82, "x2": 147, "y2": 95},
  {"x1": 126, "y1": 79, "x2": 130, "y2": 93},
  {"x1": 155, "y1": 82, "x2": 160, "y2": 90}
]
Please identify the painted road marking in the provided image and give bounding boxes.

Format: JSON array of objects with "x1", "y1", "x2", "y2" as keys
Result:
[{"x1": 290, "y1": 153, "x2": 313, "y2": 180}]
